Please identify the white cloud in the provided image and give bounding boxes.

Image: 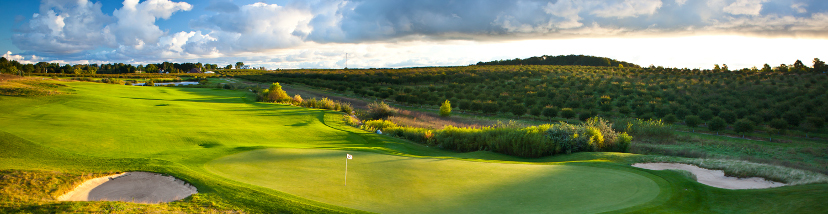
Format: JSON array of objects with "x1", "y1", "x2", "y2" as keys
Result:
[
  {"x1": 12, "y1": 0, "x2": 112, "y2": 54},
  {"x1": 791, "y1": 3, "x2": 807, "y2": 14},
  {"x1": 591, "y1": 0, "x2": 663, "y2": 18},
  {"x1": 190, "y1": 2, "x2": 315, "y2": 52},
  {"x1": 723, "y1": 0, "x2": 768, "y2": 16},
  {"x1": 675, "y1": 0, "x2": 688, "y2": 6},
  {"x1": 109, "y1": 0, "x2": 192, "y2": 49},
  {"x1": 543, "y1": 0, "x2": 584, "y2": 29}
]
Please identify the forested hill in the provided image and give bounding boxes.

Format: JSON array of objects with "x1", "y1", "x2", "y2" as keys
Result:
[{"x1": 476, "y1": 54, "x2": 640, "y2": 68}]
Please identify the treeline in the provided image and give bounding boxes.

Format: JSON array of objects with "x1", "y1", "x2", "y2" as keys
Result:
[
  {"x1": 0, "y1": 57, "x2": 224, "y2": 74},
  {"x1": 476, "y1": 54, "x2": 640, "y2": 68}
]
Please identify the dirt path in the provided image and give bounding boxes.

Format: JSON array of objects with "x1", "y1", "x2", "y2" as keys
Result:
[
  {"x1": 57, "y1": 172, "x2": 197, "y2": 204},
  {"x1": 633, "y1": 163, "x2": 786, "y2": 189}
]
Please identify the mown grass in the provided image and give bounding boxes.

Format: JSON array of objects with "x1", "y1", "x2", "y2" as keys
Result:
[{"x1": 1, "y1": 79, "x2": 827, "y2": 213}]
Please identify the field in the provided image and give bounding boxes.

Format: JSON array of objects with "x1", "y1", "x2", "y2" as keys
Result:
[{"x1": 2, "y1": 78, "x2": 828, "y2": 213}]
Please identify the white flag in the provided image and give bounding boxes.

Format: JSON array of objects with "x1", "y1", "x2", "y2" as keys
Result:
[{"x1": 346, "y1": 154, "x2": 353, "y2": 159}]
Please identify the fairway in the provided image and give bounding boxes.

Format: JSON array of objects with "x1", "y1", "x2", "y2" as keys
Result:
[{"x1": 207, "y1": 148, "x2": 660, "y2": 214}]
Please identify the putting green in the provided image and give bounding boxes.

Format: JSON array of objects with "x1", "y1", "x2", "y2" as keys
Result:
[{"x1": 207, "y1": 148, "x2": 660, "y2": 214}]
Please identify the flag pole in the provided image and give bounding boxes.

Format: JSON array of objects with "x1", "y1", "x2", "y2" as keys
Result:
[{"x1": 345, "y1": 156, "x2": 348, "y2": 186}]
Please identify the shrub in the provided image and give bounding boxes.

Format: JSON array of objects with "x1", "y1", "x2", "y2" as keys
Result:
[
  {"x1": 344, "y1": 114, "x2": 361, "y2": 126},
  {"x1": 616, "y1": 132, "x2": 632, "y2": 152},
  {"x1": 439, "y1": 100, "x2": 451, "y2": 117},
  {"x1": 612, "y1": 118, "x2": 673, "y2": 141},
  {"x1": 783, "y1": 111, "x2": 803, "y2": 126},
  {"x1": 367, "y1": 101, "x2": 397, "y2": 119},
  {"x1": 265, "y1": 83, "x2": 290, "y2": 103},
  {"x1": 578, "y1": 111, "x2": 593, "y2": 121},
  {"x1": 340, "y1": 102, "x2": 353, "y2": 115},
  {"x1": 769, "y1": 118, "x2": 788, "y2": 131},
  {"x1": 510, "y1": 104, "x2": 527, "y2": 117},
  {"x1": 718, "y1": 111, "x2": 737, "y2": 124},
  {"x1": 291, "y1": 94, "x2": 303, "y2": 105}
]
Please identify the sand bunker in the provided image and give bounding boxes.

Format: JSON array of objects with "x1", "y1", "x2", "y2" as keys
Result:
[
  {"x1": 58, "y1": 172, "x2": 197, "y2": 203},
  {"x1": 633, "y1": 163, "x2": 786, "y2": 189}
]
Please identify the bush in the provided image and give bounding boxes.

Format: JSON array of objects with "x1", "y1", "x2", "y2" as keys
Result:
[
  {"x1": 439, "y1": 100, "x2": 451, "y2": 117},
  {"x1": 769, "y1": 118, "x2": 788, "y2": 131},
  {"x1": 367, "y1": 101, "x2": 397, "y2": 119},
  {"x1": 616, "y1": 132, "x2": 632, "y2": 153},
  {"x1": 684, "y1": 115, "x2": 702, "y2": 131},
  {"x1": 612, "y1": 118, "x2": 673, "y2": 141},
  {"x1": 265, "y1": 83, "x2": 290, "y2": 103},
  {"x1": 360, "y1": 117, "x2": 629, "y2": 158}
]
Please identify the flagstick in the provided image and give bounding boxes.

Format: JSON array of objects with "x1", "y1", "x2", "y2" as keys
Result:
[{"x1": 345, "y1": 157, "x2": 348, "y2": 186}]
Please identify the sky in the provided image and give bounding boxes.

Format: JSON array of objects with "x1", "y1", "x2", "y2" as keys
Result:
[{"x1": 1, "y1": 0, "x2": 827, "y2": 69}]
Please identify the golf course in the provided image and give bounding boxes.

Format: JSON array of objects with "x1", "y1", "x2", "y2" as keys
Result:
[{"x1": 2, "y1": 78, "x2": 828, "y2": 213}]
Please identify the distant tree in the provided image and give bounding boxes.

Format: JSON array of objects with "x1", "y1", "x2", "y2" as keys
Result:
[
  {"x1": 769, "y1": 118, "x2": 788, "y2": 133},
  {"x1": 699, "y1": 109, "x2": 714, "y2": 121},
  {"x1": 663, "y1": 114, "x2": 678, "y2": 125},
  {"x1": 530, "y1": 106, "x2": 542, "y2": 117},
  {"x1": 762, "y1": 63, "x2": 772, "y2": 72},
  {"x1": 814, "y1": 58, "x2": 826, "y2": 73},
  {"x1": 578, "y1": 111, "x2": 592, "y2": 121},
  {"x1": 733, "y1": 119, "x2": 754, "y2": 138},
  {"x1": 708, "y1": 117, "x2": 727, "y2": 134},
  {"x1": 713, "y1": 64, "x2": 721, "y2": 72},
  {"x1": 439, "y1": 100, "x2": 451, "y2": 117},
  {"x1": 776, "y1": 64, "x2": 789, "y2": 72},
  {"x1": 266, "y1": 82, "x2": 290, "y2": 102},
  {"x1": 806, "y1": 117, "x2": 825, "y2": 128},
  {"x1": 225, "y1": 65, "x2": 232, "y2": 69},
  {"x1": 146, "y1": 64, "x2": 158, "y2": 73},
  {"x1": 721, "y1": 64, "x2": 729, "y2": 72},
  {"x1": 542, "y1": 106, "x2": 559, "y2": 118},
  {"x1": 793, "y1": 59, "x2": 807, "y2": 72},
  {"x1": 510, "y1": 104, "x2": 527, "y2": 117},
  {"x1": 684, "y1": 115, "x2": 702, "y2": 132},
  {"x1": 718, "y1": 111, "x2": 737, "y2": 124},
  {"x1": 782, "y1": 111, "x2": 802, "y2": 126},
  {"x1": 560, "y1": 108, "x2": 576, "y2": 119},
  {"x1": 235, "y1": 62, "x2": 245, "y2": 69}
]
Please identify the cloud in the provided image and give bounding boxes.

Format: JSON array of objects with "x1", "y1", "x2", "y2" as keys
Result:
[
  {"x1": 591, "y1": 0, "x2": 663, "y2": 18},
  {"x1": 8, "y1": 0, "x2": 828, "y2": 67},
  {"x1": 723, "y1": 0, "x2": 769, "y2": 16},
  {"x1": 12, "y1": 0, "x2": 113, "y2": 55},
  {"x1": 108, "y1": 0, "x2": 192, "y2": 49}
]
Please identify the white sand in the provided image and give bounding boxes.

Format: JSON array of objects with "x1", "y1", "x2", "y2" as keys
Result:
[
  {"x1": 633, "y1": 163, "x2": 786, "y2": 189},
  {"x1": 57, "y1": 172, "x2": 198, "y2": 204}
]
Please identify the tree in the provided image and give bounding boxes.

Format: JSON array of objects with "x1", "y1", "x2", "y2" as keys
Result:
[
  {"x1": 762, "y1": 63, "x2": 772, "y2": 72},
  {"x1": 510, "y1": 104, "x2": 527, "y2": 117},
  {"x1": 685, "y1": 115, "x2": 702, "y2": 132},
  {"x1": 530, "y1": 106, "x2": 542, "y2": 117},
  {"x1": 439, "y1": 100, "x2": 451, "y2": 117},
  {"x1": 814, "y1": 58, "x2": 826, "y2": 73},
  {"x1": 782, "y1": 111, "x2": 802, "y2": 127},
  {"x1": 663, "y1": 114, "x2": 678, "y2": 125},
  {"x1": 266, "y1": 82, "x2": 290, "y2": 102},
  {"x1": 560, "y1": 108, "x2": 576, "y2": 119},
  {"x1": 718, "y1": 111, "x2": 736, "y2": 124},
  {"x1": 733, "y1": 119, "x2": 754, "y2": 138},
  {"x1": 793, "y1": 59, "x2": 807, "y2": 72},
  {"x1": 236, "y1": 62, "x2": 244, "y2": 69},
  {"x1": 708, "y1": 117, "x2": 726, "y2": 134},
  {"x1": 146, "y1": 64, "x2": 158, "y2": 73},
  {"x1": 225, "y1": 65, "x2": 232, "y2": 69},
  {"x1": 542, "y1": 106, "x2": 559, "y2": 118},
  {"x1": 713, "y1": 64, "x2": 721, "y2": 72},
  {"x1": 699, "y1": 109, "x2": 714, "y2": 121},
  {"x1": 769, "y1": 118, "x2": 788, "y2": 133}
]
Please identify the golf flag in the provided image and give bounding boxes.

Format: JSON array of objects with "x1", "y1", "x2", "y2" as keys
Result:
[
  {"x1": 347, "y1": 154, "x2": 353, "y2": 159},
  {"x1": 345, "y1": 154, "x2": 352, "y2": 186}
]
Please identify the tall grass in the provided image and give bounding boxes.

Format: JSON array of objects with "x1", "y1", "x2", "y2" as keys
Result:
[{"x1": 612, "y1": 117, "x2": 674, "y2": 141}]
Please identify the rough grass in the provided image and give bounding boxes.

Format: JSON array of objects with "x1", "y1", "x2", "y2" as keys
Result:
[{"x1": 0, "y1": 76, "x2": 66, "y2": 97}]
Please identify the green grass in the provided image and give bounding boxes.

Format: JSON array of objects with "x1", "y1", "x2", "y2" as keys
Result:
[
  {"x1": 206, "y1": 148, "x2": 659, "y2": 214},
  {"x1": 1, "y1": 80, "x2": 827, "y2": 213}
]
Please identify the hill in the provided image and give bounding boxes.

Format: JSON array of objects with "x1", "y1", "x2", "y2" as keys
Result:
[{"x1": 475, "y1": 54, "x2": 640, "y2": 68}]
